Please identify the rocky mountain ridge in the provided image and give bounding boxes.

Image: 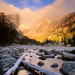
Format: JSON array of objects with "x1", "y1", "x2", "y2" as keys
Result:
[
  {"x1": 0, "y1": 12, "x2": 18, "y2": 45},
  {"x1": 6, "y1": 13, "x2": 21, "y2": 29},
  {"x1": 0, "y1": 12, "x2": 40, "y2": 45},
  {"x1": 22, "y1": 12, "x2": 75, "y2": 44}
]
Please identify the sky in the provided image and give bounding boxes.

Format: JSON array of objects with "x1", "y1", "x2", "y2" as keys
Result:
[
  {"x1": 0, "y1": 0, "x2": 75, "y2": 29},
  {"x1": 2, "y1": 0, "x2": 56, "y2": 10}
]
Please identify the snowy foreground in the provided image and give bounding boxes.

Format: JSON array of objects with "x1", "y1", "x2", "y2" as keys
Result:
[{"x1": 0, "y1": 45, "x2": 75, "y2": 75}]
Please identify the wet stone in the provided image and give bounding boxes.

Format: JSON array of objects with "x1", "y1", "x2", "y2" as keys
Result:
[
  {"x1": 33, "y1": 49, "x2": 35, "y2": 50},
  {"x1": 17, "y1": 66, "x2": 26, "y2": 71},
  {"x1": 29, "y1": 51, "x2": 31, "y2": 53},
  {"x1": 30, "y1": 56, "x2": 32, "y2": 58},
  {"x1": 60, "y1": 61, "x2": 75, "y2": 75},
  {"x1": 37, "y1": 61, "x2": 44, "y2": 67},
  {"x1": 25, "y1": 55, "x2": 28, "y2": 56},
  {"x1": 36, "y1": 51, "x2": 43, "y2": 56},
  {"x1": 0, "y1": 50, "x2": 3, "y2": 53},
  {"x1": 39, "y1": 49, "x2": 47, "y2": 52},
  {"x1": 57, "y1": 56, "x2": 62, "y2": 59},
  {"x1": 29, "y1": 59, "x2": 31, "y2": 61},
  {"x1": 25, "y1": 49, "x2": 28, "y2": 50},
  {"x1": 0, "y1": 55, "x2": 2, "y2": 59},
  {"x1": 38, "y1": 56, "x2": 46, "y2": 60},
  {"x1": 51, "y1": 63, "x2": 58, "y2": 67},
  {"x1": 1, "y1": 57, "x2": 17, "y2": 71}
]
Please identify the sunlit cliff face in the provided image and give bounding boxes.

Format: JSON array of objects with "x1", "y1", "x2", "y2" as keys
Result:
[
  {"x1": 0, "y1": 0, "x2": 75, "y2": 30},
  {"x1": 18, "y1": 24, "x2": 28, "y2": 30}
]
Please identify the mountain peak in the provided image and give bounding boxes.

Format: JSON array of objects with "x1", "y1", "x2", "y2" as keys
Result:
[
  {"x1": 0, "y1": 12, "x2": 5, "y2": 15},
  {"x1": 22, "y1": 12, "x2": 75, "y2": 43}
]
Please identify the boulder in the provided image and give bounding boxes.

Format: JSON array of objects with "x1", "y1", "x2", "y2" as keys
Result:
[
  {"x1": 53, "y1": 50, "x2": 63, "y2": 55},
  {"x1": 37, "y1": 61, "x2": 44, "y2": 67},
  {"x1": 44, "y1": 51, "x2": 53, "y2": 55},
  {"x1": 44, "y1": 49, "x2": 55, "y2": 55},
  {"x1": 0, "y1": 50, "x2": 4, "y2": 53},
  {"x1": 64, "y1": 49, "x2": 75, "y2": 54},
  {"x1": 44, "y1": 49, "x2": 61, "y2": 55},
  {"x1": 2, "y1": 54, "x2": 12, "y2": 59},
  {"x1": 42, "y1": 54, "x2": 55, "y2": 58},
  {"x1": 62, "y1": 52, "x2": 75, "y2": 61},
  {"x1": 57, "y1": 56, "x2": 62, "y2": 59},
  {"x1": 38, "y1": 54, "x2": 54, "y2": 60},
  {"x1": 51, "y1": 63, "x2": 58, "y2": 67},
  {"x1": 71, "y1": 49, "x2": 75, "y2": 54},
  {"x1": 36, "y1": 51, "x2": 43, "y2": 56},
  {"x1": 38, "y1": 56, "x2": 46, "y2": 60},
  {"x1": 39, "y1": 49, "x2": 47, "y2": 52},
  {"x1": 1, "y1": 55, "x2": 17, "y2": 71},
  {"x1": 60, "y1": 61, "x2": 75, "y2": 75}
]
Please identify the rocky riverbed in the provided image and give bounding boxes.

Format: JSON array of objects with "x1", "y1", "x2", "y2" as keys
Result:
[{"x1": 0, "y1": 45, "x2": 75, "y2": 75}]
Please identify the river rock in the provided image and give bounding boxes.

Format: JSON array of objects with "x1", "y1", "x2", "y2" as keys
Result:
[
  {"x1": 33, "y1": 49, "x2": 35, "y2": 50},
  {"x1": 18, "y1": 48, "x2": 24, "y2": 53},
  {"x1": 62, "y1": 52, "x2": 75, "y2": 61},
  {"x1": 43, "y1": 54, "x2": 55, "y2": 58},
  {"x1": 60, "y1": 61, "x2": 75, "y2": 75},
  {"x1": 44, "y1": 51, "x2": 53, "y2": 55},
  {"x1": 0, "y1": 55, "x2": 2, "y2": 59},
  {"x1": 57, "y1": 56, "x2": 62, "y2": 59},
  {"x1": 13, "y1": 55, "x2": 20, "y2": 59},
  {"x1": 44, "y1": 49, "x2": 57, "y2": 56},
  {"x1": 37, "y1": 61, "x2": 44, "y2": 66},
  {"x1": 2, "y1": 54, "x2": 12, "y2": 59},
  {"x1": 38, "y1": 56, "x2": 46, "y2": 60},
  {"x1": 39, "y1": 49, "x2": 47, "y2": 52},
  {"x1": 17, "y1": 66, "x2": 26, "y2": 71},
  {"x1": 51, "y1": 63, "x2": 58, "y2": 67},
  {"x1": 29, "y1": 51, "x2": 31, "y2": 53},
  {"x1": 0, "y1": 60, "x2": 5, "y2": 75},
  {"x1": 0, "y1": 50, "x2": 4, "y2": 53},
  {"x1": 30, "y1": 56, "x2": 32, "y2": 57},
  {"x1": 36, "y1": 51, "x2": 43, "y2": 56},
  {"x1": 1, "y1": 55, "x2": 17, "y2": 71},
  {"x1": 70, "y1": 49, "x2": 75, "y2": 54},
  {"x1": 10, "y1": 50, "x2": 17, "y2": 55},
  {"x1": 53, "y1": 50, "x2": 63, "y2": 55}
]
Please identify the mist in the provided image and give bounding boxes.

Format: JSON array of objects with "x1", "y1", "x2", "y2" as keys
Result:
[{"x1": 0, "y1": 0, "x2": 75, "y2": 29}]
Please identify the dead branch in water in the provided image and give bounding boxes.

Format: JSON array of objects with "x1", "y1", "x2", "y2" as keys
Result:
[
  {"x1": 4, "y1": 54, "x2": 25, "y2": 75},
  {"x1": 22, "y1": 60, "x2": 62, "y2": 75}
]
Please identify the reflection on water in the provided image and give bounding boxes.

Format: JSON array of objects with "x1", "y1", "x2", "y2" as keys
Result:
[
  {"x1": 17, "y1": 70, "x2": 29, "y2": 75},
  {"x1": 16, "y1": 45, "x2": 75, "y2": 75}
]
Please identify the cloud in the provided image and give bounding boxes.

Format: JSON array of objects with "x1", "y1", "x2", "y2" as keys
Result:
[
  {"x1": 20, "y1": 0, "x2": 29, "y2": 6},
  {"x1": 0, "y1": 0, "x2": 75, "y2": 29},
  {"x1": 32, "y1": 0, "x2": 41, "y2": 4},
  {"x1": 1, "y1": 0, "x2": 12, "y2": 4}
]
